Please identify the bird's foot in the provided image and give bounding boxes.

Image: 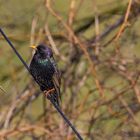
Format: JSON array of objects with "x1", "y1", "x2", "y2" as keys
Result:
[{"x1": 44, "y1": 88, "x2": 55, "y2": 98}]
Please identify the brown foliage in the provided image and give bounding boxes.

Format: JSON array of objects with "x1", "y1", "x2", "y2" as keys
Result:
[{"x1": 0, "y1": 0, "x2": 140, "y2": 139}]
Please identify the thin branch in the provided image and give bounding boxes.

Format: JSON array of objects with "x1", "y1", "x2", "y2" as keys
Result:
[{"x1": 114, "y1": 0, "x2": 132, "y2": 41}]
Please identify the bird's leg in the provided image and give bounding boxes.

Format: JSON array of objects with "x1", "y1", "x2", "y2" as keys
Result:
[{"x1": 44, "y1": 88, "x2": 55, "y2": 98}]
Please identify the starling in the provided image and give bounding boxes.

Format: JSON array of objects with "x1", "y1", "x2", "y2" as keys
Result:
[{"x1": 29, "y1": 44, "x2": 61, "y2": 106}]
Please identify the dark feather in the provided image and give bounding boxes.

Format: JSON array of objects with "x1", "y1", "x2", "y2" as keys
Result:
[{"x1": 29, "y1": 44, "x2": 61, "y2": 106}]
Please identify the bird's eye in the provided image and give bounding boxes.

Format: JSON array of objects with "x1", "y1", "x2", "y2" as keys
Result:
[
  {"x1": 37, "y1": 48, "x2": 43, "y2": 54},
  {"x1": 39, "y1": 51, "x2": 44, "y2": 55},
  {"x1": 37, "y1": 48, "x2": 41, "y2": 51}
]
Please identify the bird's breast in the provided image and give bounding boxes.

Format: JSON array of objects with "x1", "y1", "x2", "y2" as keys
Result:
[
  {"x1": 37, "y1": 59, "x2": 55, "y2": 75},
  {"x1": 38, "y1": 59, "x2": 49, "y2": 65}
]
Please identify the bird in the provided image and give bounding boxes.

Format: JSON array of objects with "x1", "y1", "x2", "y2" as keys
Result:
[{"x1": 29, "y1": 44, "x2": 61, "y2": 106}]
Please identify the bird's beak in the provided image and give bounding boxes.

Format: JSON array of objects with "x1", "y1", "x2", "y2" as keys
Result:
[{"x1": 30, "y1": 45, "x2": 37, "y2": 50}]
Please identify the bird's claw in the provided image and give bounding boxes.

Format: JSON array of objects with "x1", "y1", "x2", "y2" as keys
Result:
[{"x1": 44, "y1": 88, "x2": 55, "y2": 98}]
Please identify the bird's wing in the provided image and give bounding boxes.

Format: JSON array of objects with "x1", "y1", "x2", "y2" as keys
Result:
[
  {"x1": 50, "y1": 57, "x2": 61, "y2": 102},
  {"x1": 52, "y1": 69, "x2": 61, "y2": 101}
]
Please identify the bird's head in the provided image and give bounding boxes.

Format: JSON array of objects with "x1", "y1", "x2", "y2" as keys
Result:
[{"x1": 31, "y1": 44, "x2": 53, "y2": 59}]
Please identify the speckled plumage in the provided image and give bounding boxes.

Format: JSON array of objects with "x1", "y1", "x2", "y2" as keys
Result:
[{"x1": 29, "y1": 44, "x2": 61, "y2": 106}]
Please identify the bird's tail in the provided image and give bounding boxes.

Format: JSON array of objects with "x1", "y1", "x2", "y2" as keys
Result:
[
  {"x1": 53, "y1": 92, "x2": 60, "y2": 107},
  {"x1": 45, "y1": 90, "x2": 60, "y2": 107}
]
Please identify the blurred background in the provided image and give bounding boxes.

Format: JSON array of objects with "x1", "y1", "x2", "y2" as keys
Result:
[{"x1": 0, "y1": 0, "x2": 140, "y2": 139}]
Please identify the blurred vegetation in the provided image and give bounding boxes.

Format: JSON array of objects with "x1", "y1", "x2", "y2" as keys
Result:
[{"x1": 0, "y1": 0, "x2": 140, "y2": 139}]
